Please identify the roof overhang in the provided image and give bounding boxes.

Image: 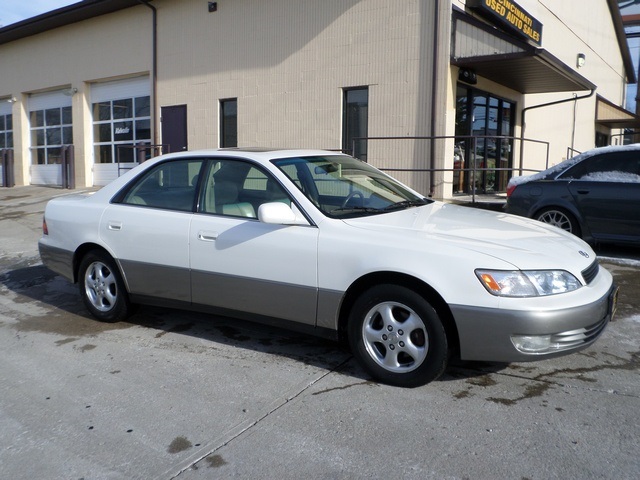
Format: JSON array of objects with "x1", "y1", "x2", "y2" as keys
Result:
[
  {"x1": 451, "y1": 10, "x2": 596, "y2": 94},
  {"x1": 596, "y1": 95, "x2": 640, "y2": 129},
  {"x1": 608, "y1": 0, "x2": 637, "y2": 84},
  {"x1": 0, "y1": 0, "x2": 146, "y2": 46}
]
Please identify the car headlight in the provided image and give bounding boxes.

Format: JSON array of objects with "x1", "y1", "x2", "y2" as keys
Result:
[{"x1": 475, "y1": 269, "x2": 581, "y2": 297}]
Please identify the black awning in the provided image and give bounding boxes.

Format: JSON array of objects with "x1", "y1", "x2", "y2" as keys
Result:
[
  {"x1": 452, "y1": 10, "x2": 596, "y2": 94},
  {"x1": 452, "y1": 49, "x2": 596, "y2": 94}
]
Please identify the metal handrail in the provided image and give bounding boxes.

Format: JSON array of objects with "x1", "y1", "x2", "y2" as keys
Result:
[
  {"x1": 349, "y1": 134, "x2": 550, "y2": 202},
  {"x1": 116, "y1": 143, "x2": 167, "y2": 177}
]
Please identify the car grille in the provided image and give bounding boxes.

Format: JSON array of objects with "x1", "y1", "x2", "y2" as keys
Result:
[
  {"x1": 550, "y1": 316, "x2": 609, "y2": 350},
  {"x1": 581, "y1": 260, "x2": 600, "y2": 285}
]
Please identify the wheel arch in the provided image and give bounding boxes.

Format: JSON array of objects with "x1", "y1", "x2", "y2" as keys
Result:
[
  {"x1": 531, "y1": 203, "x2": 590, "y2": 240},
  {"x1": 337, "y1": 271, "x2": 460, "y2": 358},
  {"x1": 72, "y1": 243, "x2": 119, "y2": 284}
]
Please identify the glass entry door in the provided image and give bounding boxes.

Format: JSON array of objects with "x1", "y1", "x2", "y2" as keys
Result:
[{"x1": 454, "y1": 85, "x2": 515, "y2": 194}]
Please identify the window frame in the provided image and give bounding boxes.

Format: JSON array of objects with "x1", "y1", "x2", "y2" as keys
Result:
[
  {"x1": 220, "y1": 98, "x2": 238, "y2": 148},
  {"x1": 29, "y1": 106, "x2": 72, "y2": 165},
  {"x1": 342, "y1": 87, "x2": 369, "y2": 161},
  {"x1": 92, "y1": 95, "x2": 151, "y2": 164}
]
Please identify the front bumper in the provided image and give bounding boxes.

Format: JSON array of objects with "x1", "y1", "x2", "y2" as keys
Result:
[{"x1": 451, "y1": 284, "x2": 618, "y2": 362}]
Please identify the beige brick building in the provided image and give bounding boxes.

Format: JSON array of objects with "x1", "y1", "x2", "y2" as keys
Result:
[{"x1": 0, "y1": 0, "x2": 636, "y2": 198}]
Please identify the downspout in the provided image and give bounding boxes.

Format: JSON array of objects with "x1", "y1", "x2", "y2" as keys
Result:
[
  {"x1": 518, "y1": 88, "x2": 595, "y2": 174},
  {"x1": 570, "y1": 93, "x2": 578, "y2": 153},
  {"x1": 429, "y1": 0, "x2": 440, "y2": 197},
  {"x1": 136, "y1": 0, "x2": 158, "y2": 145}
]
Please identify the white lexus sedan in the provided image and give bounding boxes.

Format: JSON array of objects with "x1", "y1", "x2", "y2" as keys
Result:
[{"x1": 39, "y1": 149, "x2": 618, "y2": 387}]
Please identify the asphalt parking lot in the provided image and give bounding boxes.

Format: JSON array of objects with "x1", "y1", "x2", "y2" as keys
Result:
[{"x1": 1, "y1": 186, "x2": 639, "y2": 480}]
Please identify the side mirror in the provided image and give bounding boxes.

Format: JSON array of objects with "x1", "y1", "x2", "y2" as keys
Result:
[{"x1": 258, "y1": 202, "x2": 307, "y2": 225}]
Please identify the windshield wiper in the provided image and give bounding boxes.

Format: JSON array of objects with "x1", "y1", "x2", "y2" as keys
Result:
[
  {"x1": 382, "y1": 199, "x2": 430, "y2": 211},
  {"x1": 331, "y1": 206, "x2": 382, "y2": 214}
]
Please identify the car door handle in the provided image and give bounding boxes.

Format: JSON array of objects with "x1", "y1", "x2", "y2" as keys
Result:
[
  {"x1": 198, "y1": 231, "x2": 219, "y2": 241},
  {"x1": 108, "y1": 222, "x2": 122, "y2": 231},
  {"x1": 576, "y1": 189, "x2": 590, "y2": 195}
]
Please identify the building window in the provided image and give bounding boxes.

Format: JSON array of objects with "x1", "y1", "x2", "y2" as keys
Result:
[
  {"x1": 0, "y1": 113, "x2": 12, "y2": 149},
  {"x1": 343, "y1": 87, "x2": 369, "y2": 160},
  {"x1": 93, "y1": 96, "x2": 151, "y2": 163},
  {"x1": 220, "y1": 99, "x2": 238, "y2": 148},
  {"x1": 30, "y1": 107, "x2": 72, "y2": 165},
  {"x1": 595, "y1": 131, "x2": 610, "y2": 147}
]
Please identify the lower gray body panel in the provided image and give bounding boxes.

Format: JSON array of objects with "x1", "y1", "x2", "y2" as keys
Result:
[
  {"x1": 38, "y1": 242, "x2": 74, "y2": 282},
  {"x1": 120, "y1": 259, "x2": 191, "y2": 303},
  {"x1": 191, "y1": 269, "x2": 318, "y2": 326}
]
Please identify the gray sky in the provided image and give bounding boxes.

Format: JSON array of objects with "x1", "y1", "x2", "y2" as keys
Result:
[{"x1": 0, "y1": 0, "x2": 79, "y2": 27}]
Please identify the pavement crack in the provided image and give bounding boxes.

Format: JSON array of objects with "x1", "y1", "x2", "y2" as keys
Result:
[{"x1": 165, "y1": 356, "x2": 353, "y2": 479}]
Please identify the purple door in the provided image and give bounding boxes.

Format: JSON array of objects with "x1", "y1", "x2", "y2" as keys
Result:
[{"x1": 161, "y1": 105, "x2": 188, "y2": 153}]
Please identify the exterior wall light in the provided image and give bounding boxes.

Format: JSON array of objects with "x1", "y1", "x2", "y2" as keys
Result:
[
  {"x1": 577, "y1": 53, "x2": 586, "y2": 68},
  {"x1": 208, "y1": 2, "x2": 217, "y2": 12},
  {"x1": 6, "y1": 96, "x2": 17, "y2": 103},
  {"x1": 63, "y1": 87, "x2": 78, "y2": 96}
]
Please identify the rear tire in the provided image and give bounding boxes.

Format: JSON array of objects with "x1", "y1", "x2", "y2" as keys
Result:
[
  {"x1": 78, "y1": 250, "x2": 131, "y2": 323},
  {"x1": 348, "y1": 284, "x2": 449, "y2": 387},
  {"x1": 535, "y1": 207, "x2": 581, "y2": 237}
]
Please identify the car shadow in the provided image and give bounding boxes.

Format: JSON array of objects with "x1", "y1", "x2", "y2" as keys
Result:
[{"x1": 1, "y1": 265, "x2": 508, "y2": 386}]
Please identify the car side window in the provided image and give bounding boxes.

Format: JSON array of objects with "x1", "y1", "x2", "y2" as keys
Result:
[
  {"x1": 121, "y1": 159, "x2": 204, "y2": 211},
  {"x1": 560, "y1": 152, "x2": 640, "y2": 182},
  {"x1": 200, "y1": 159, "x2": 291, "y2": 218}
]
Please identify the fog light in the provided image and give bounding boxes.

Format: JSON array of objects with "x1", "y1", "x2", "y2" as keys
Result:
[{"x1": 511, "y1": 335, "x2": 557, "y2": 353}]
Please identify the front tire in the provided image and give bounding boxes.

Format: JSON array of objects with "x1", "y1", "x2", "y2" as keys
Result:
[
  {"x1": 348, "y1": 284, "x2": 449, "y2": 387},
  {"x1": 78, "y1": 250, "x2": 131, "y2": 323}
]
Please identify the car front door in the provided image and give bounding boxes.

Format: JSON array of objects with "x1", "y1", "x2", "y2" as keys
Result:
[{"x1": 189, "y1": 159, "x2": 319, "y2": 325}]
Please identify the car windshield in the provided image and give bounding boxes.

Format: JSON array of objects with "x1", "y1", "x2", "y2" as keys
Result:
[{"x1": 272, "y1": 155, "x2": 431, "y2": 218}]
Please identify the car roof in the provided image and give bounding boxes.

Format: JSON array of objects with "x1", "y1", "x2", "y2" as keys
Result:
[{"x1": 161, "y1": 148, "x2": 346, "y2": 164}]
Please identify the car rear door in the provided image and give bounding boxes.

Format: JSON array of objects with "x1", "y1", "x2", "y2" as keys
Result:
[
  {"x1": 567, "y1": 181, "x2": 640, "y2": 241},
  {"x1": 563, "y1": 152, "x2": 640, "y2": 241},
  {"x1": 100, "y1": 158, "x2": 204, "y2": 303}
]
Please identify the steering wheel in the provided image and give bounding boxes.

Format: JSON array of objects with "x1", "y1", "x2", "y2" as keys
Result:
[{"x1": 341, "y1": 190, "x2": 365, "y2": 208}]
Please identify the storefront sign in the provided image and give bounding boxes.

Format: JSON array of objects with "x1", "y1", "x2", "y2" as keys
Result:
[
  {"x1": 113, "y1": 122, "x2": 133, "y2": 141},
  {"x1": 468, "y1": 0, "x2": 543, "y2": 45}
]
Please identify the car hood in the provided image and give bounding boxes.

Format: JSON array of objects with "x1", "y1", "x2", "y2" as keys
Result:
[{"x1": 342, "y1": 202, "x2": 595, "y2": 270}]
